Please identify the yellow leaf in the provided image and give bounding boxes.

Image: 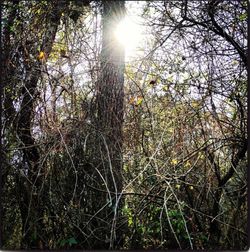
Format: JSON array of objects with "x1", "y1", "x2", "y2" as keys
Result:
[
  {"x1": 189, "y1": 186, "x2": 194, "y2": 190},
  {"x1": 38, "y1": 51, "x2": 45, "y2": 60},
  {"x1": 162, "y1": 86, "x2": 168, "y2": 92},
  {"x1": 129, "y1": 96, "x2": 143, "y2": 106},
  {"x1": 171, "y1": 159, "x2": 178, "y2": 165},
  {"x1": 136, "y1": 96, "x2": 143, "y2": 105},
  {"x1": 168, "y1": 128, "x2": 174, "y2": 133},
  {"x1": 232, "y1": 60, "x2": 238, "y2": 65},
  {"x1": 129, "y1": 97, "x2": 135, "y2": 105},
  {"x1": 184, "y1": 161, "x2": 191, "y2": 168},
  {"x1": 176, "y1": 184, "x2": 180, "y2": 189},
  {"x1": 192, "y1": 101, "x2": 199, "y2": 108}
]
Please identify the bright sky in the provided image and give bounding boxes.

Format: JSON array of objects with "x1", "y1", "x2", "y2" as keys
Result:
[
  {"x1": 114, "y1": 1, "x2": 146, "y2": 60},
  {"x1": 114, "y1": 15, "x2": 143, "y2": 58}
]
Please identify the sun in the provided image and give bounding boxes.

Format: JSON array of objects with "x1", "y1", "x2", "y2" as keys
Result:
[{"x1": 114, "y1": 15, "x2": 143, "y2": 58}]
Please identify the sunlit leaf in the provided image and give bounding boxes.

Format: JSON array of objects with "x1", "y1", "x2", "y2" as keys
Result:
[
  {"x1": 192, "y1": 101, "x2": 199, "y2": 108},
  {"x1": 38, "y1": 51, "x2": 45, "y2": 60},
  {"x1": 232, "y1": 60, "x2": 238, "y2": 65},
  {"x1": 136, "y1": 96, "x2": 143, "y2": 105},
  {"x1": 176, "y1": 184, "x2": 180, "y2": 189},
  {"x1": 128, "y1": 216, "x2": 133, "y2": 227},
  {"x1": 162, "y1": 86, "x2": 168, "y2": 92},
  {"x1": 184, "y1": 161, "x2": 191, "y2": 168},
  {"x1": 168, "y1": 128, "x2": 174, "y2": 133},
  {"x1": 167, "y1": 75, "x2": 173, "y2": 82},
  {"x1": 239, "y1": 13, "x2": 247, "y2": 21},
  {"x1": 171, "y1": 159, "x2": 178, "y2": 165},
  {"x1": 129, "y1": 97, "x2": 135, "y2": 105}
]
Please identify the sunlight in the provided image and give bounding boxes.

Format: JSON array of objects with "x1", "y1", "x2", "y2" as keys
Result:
[{"x1": 114, "y1": 15, "x2": 143, "y2": 57}]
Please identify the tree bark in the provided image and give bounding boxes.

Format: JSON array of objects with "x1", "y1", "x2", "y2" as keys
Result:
[
  {"x1": 12, "y1": 1, "x2": 65, "y2": 248},
  {"x1": 97, "y1": 0, "x2": 125, "y2": 195},
  {"x1": 93, "y1": 0, "x2": 125, "y2": 248}
]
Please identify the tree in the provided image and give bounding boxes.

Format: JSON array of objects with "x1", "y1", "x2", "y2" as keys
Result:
[
  {"x1": 2, "y1": 0, "x2": 74, "y2": 248},
  {"x1": 1, "y1": 0, "x2": 247, "y2": 250},
  {"x1": 123, "y1": 0, "x2": 247, "y2": 248},
  {"x1": 93, "y1": 0, "x2": 126, "y2": 248}
]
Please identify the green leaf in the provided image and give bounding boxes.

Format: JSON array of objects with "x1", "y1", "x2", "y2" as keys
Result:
[
  {"x1": 239, "y1": 13, "x2": 247, "y2": 21},
  {"x1": 31, "y1": 227, "x2": 38, "y2": 242},
  {"x1": 60, "y1": 239, "x2": 67, "y2": 247},
  {"x1": 128, "y1": 216, "x2": 133, "y2": 227},
  {"x1": 139, "y1": 225, "x2": 145, "y2": 234},
  {"x1": 68, "y1": 237, "x2": 77, "y2": 246},
  {"x1": 156, "y1": 227, "x2": 161, "y2": 233},
  {"x1": 232, "y1": 111, "x2": 237, "y2": 120}
]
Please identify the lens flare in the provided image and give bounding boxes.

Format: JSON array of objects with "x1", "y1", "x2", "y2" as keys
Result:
[{"x1": 114, "y1": 15, "x2": 142, "y2": 57}]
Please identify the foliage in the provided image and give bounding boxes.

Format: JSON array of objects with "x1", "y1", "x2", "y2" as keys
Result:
[{"x1": 1, "y1": 0, "x2": 247, "y2": 250}]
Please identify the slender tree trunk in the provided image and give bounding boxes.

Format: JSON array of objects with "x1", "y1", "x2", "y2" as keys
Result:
[
  {"x1": 97, "y1": 0, "x2": 125, "y2": 196},
  {"x1": 93, "y1": 0, "x2": 125, "y2": 248}
]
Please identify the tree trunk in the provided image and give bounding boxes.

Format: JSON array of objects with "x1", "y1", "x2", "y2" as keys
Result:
[
  {"x1": 97, "y1": 0, "x2": 125, "y2": 196},
  {"x1": 13, "y1": 2, "x2": 64, "y2": 248},
  {"x1": 92, "y1": 0, "x2": 125, "y2": 248}
]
